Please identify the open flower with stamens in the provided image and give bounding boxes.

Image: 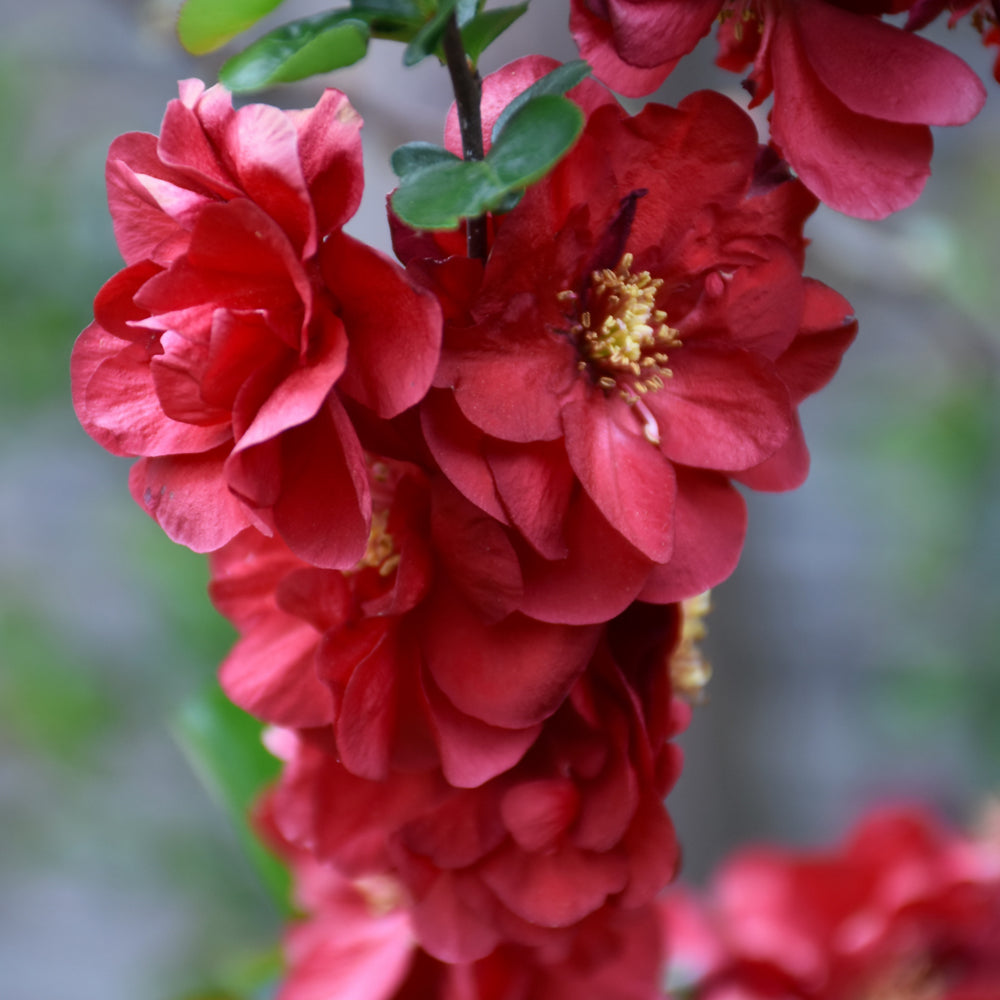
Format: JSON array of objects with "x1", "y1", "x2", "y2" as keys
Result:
[
  {"x1": 404, "y1": 63, "x2": 857, "y2": 625},
  {"x1": 569, "y1": 1, "x2": 986, "y2": 217}
]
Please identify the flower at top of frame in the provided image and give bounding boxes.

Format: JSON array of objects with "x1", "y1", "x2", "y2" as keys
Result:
[
  {"x1": 660, "y1": 805, "x2": 1000, "y2": 1000},
  {"x1": 568, "y1": 0, "x2": 987, "y2": 218},
  {"x1": 72, "y1": 80, "x2": 442, "y2": 568},
  {"x1": 400, "y1": 61, "x2": 857, "y2": 626}
]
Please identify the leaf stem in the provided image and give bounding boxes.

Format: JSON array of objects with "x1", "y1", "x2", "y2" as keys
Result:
[{"x1": 441, "y1": 12, "x2": 488, "y2": 261}]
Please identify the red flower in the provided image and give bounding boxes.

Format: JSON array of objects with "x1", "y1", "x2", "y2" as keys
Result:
[
  {"x1": 406, "y1": 65, "x2": 856, "y2": 624},
  {"x1": 661, "y1": 806, "x2": 1000, "y2": 999},
  {"x1": 210, "y1": 460, "x2": 603, "y2": 787},
  {"x1": 569, "y1": 1, "x2": 986, "y2": 217},
  {"x1": 72, "y1": 81, "x2": 442, "y2": 567},
  {"x1": 268, "y1": 603, "x2": 689, "y2": 965}
]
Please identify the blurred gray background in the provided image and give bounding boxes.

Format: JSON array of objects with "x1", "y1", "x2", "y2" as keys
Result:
[{"x1": 1, "y1": 1, "x2": 998, "y2": 997}]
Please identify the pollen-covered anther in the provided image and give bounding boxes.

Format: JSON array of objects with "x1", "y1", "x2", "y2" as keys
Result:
[
  {"x1": 355, "y1": 509, "x2": 401, "y2": 577},
  {"x1": 564, "y1": 252, "x2": 680, "y2": 402}
]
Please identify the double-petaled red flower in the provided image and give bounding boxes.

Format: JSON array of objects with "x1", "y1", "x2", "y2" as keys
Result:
[
  {"x1": 569, "y1": 1, "x2": 986, "y2": 217},
  {"x1": 660, "y1": 806, "x2": 1000, "y2": 999},
  {"x1": 72, "y1": 80, "x2": 442, "y2": 567},
  {"x1": 267, "y1": 600, "x2": 689, "y2": 965},
  {"x1": 403, "y1": 63, "x2": 856, "y2": 625},
  {"x1": 210, "y1": 460, "x2": 605, "y2": 788}
]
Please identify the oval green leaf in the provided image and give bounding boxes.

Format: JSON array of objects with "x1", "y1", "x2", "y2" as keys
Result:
[
  {"x1": 177, "y1": 0, "x2": 288, "y2": 55},
  {"x1": 391, "y1": 141, "x2": 461, "y2": 178},
  {"x1": 487, "y1": 94, "x2": 584, "y2": 189},
  {"x1": 461, "y1": 4, "x2": 528, "y2": 64},
  {"x1": 391, "y1": 158, "x2": 501, "y2": 230},
  {"x1": 491, "y1": 59, "x2": 591, "y2": 141},
  {"x1": 403, "y1": 0, "x2": 458, "y2": 66},
  {"x1": 173, "y1": 684, "x2": 292, "y2": 913},
  {"x1": 220, "y1": 14, "x2": 371, "y2": 92}
]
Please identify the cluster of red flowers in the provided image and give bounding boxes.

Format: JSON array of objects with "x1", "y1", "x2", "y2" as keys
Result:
[
  {"x1": 70, "y1": 5, "x2": 993, "y2": 994},
  {"x1": 570, "y1": 0, "x2": 988, "y2": 218},
  {"x1": 661, "y1": 806, "x2": 1000, "y2": 1000}
]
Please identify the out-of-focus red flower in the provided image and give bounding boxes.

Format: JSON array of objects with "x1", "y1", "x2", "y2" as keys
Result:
[
  {"x1": 660, "y1": 806, "x2": 1000, "y2": 999},
  {"x1": 268, "y1": 603, "x2": 689, "y2": 965},
  {"x1": 569, "y1": 1, "x2": 986, "y2": 218},
  {"x1": 402, "y1": 63, "x2": 856, "y2": 625},
  {"x1": 72, "y1": 81, "x2": 442, "y2": 567}
]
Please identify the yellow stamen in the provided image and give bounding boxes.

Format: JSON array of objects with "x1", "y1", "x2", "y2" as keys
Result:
[
  {"x1": 670, "y1": 591, "x2": 713, "y2": 703},
  {"x1": 562, "y1": 252, "x2": 681, "y2": 405},
  {"x1": 355, "y1": 509, "x2": 400, "y2": 577}
]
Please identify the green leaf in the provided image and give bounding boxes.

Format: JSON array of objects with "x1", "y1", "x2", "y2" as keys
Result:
[
  {"x1": 173, "y1": 684, "x2": 292, "y2": 914},
  {"x1": 391, "y1": 158, "x2": 499, "y2": 229},
  {"x1": 220, "y1": 13, "x2": 370, "y2": 92},
  {"x1": 461, "y1": 3, "x2": 528, "y2": 63},
  {"x1": 488, "y1": 94, "x2": 584, "y2": 188},
  {"x1": 391, "y1": 141, "x2": 461, "y2": 177},
  {"x1": 491, "y1": 59, "x2": 591, "y2": 141},
  {"x1": 403, "y1": 0, "x2": 458, "y2": 65},
  {"x1": 177, "y1": 0, "x2": 288, "y2": 55},
  {"x1": 350, "y1": 0, "x2": 422, "y2": 15},
  {"x1": 349, "y1": 0, "x2": 424, "y2": 40}
]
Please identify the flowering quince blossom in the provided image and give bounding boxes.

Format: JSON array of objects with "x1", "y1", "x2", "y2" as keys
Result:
[
  {"x1": 209, "y1": 460, "x2": 604, "y2": 787},
  {"x1": 259, "y1": 801, "x2": 666, "y2": 1000},
  {"x1": 71, "y1": 80, "x2": 442, "y2": 567},
  {"x1": 399, "y1": 59, "x2": 856, "y2": 625},
  {"x1": 264, "y1": 600, "x2": 690, "y2": 967},
  {"x1": 568, "y1": 0, "x2": 987, "y2": 217},
  {"x1": 660, "y1": 806, "x2": 1000, "y2": 999}
]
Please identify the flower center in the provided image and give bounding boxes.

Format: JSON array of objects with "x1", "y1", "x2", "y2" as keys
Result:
[
  {"x1": 562, "y1": 253, "x2": 680, "y2": 397},
  {"x1": 356, "y1": 509, "x2": 400, "y2": 578}
]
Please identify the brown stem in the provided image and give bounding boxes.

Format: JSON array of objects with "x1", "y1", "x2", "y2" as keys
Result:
[{"x1": 441, "y1": 12, "x2": 488, "y2": 261}]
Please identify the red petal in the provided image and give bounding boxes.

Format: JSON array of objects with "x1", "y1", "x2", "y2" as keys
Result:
[
  {"x1": 423, "y1": 675, "x2": 540, "y2": 789},
  {"x1": 269, "y1": 395, "x2": 371, "y2": 569},
  {"x1": 607, "y1": 0, "x2": 719, "y2": 68},
  {"x1": 480, "y1": 843, "x2": 628, "y2": 927},
  {"x1": 562, "y1": 394, "x2": 676, "y2": 562},
  {"x1": 219, "y1": 615, "x2": 333, "y2": 727},
  {"x1": 769, "y1": 14, "x2": 934, "y2": 218},
  {"x1": 411, "y1": 872, "x2": 500, "y2": 963},
  {"x1": 646, "y1": 344, "x2": 793, "y2": 471},
  {"x1": 517, "y1": 494, "x2": 652, "y2": 625},
  {"x1": 422, "y1": 586, "x2": 599, "y2": 730},
  {"x1": 501, "y1": 779, "x2": 580, "y2": 853},
  {"x1": 794, "y1": 0, "x2": 985, "y2": 127},
  {"x1": 336, "y1": 626, "x2": 402, "y2": 780},
  {"x1": 129, "y1": 447, "x2": 253, "y2": 551},
  {"x1": 569, "y1": 0, "x2": 676, "y2": 98},
  {"x1": 323, "y1": 233, "x2": 442, "y2": 418},
  {"x1": 223, "y1": 100, "x2": 314, "y2": 255},
  {"x1": 486, "y1": 438, "x2": 573, "y2": 560},
  {"x1": 638, "y1": 469, "x2": 746, "y2": 603},
  {"x1": 422, "y1": 391, "x2": 506, "y2": 523},
  {"x1": 293, "y1": 88, "x2": 364, "y2": 235},
  {"x1": 775, "y1": 279, "x2": 857, "y2": 404}
]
